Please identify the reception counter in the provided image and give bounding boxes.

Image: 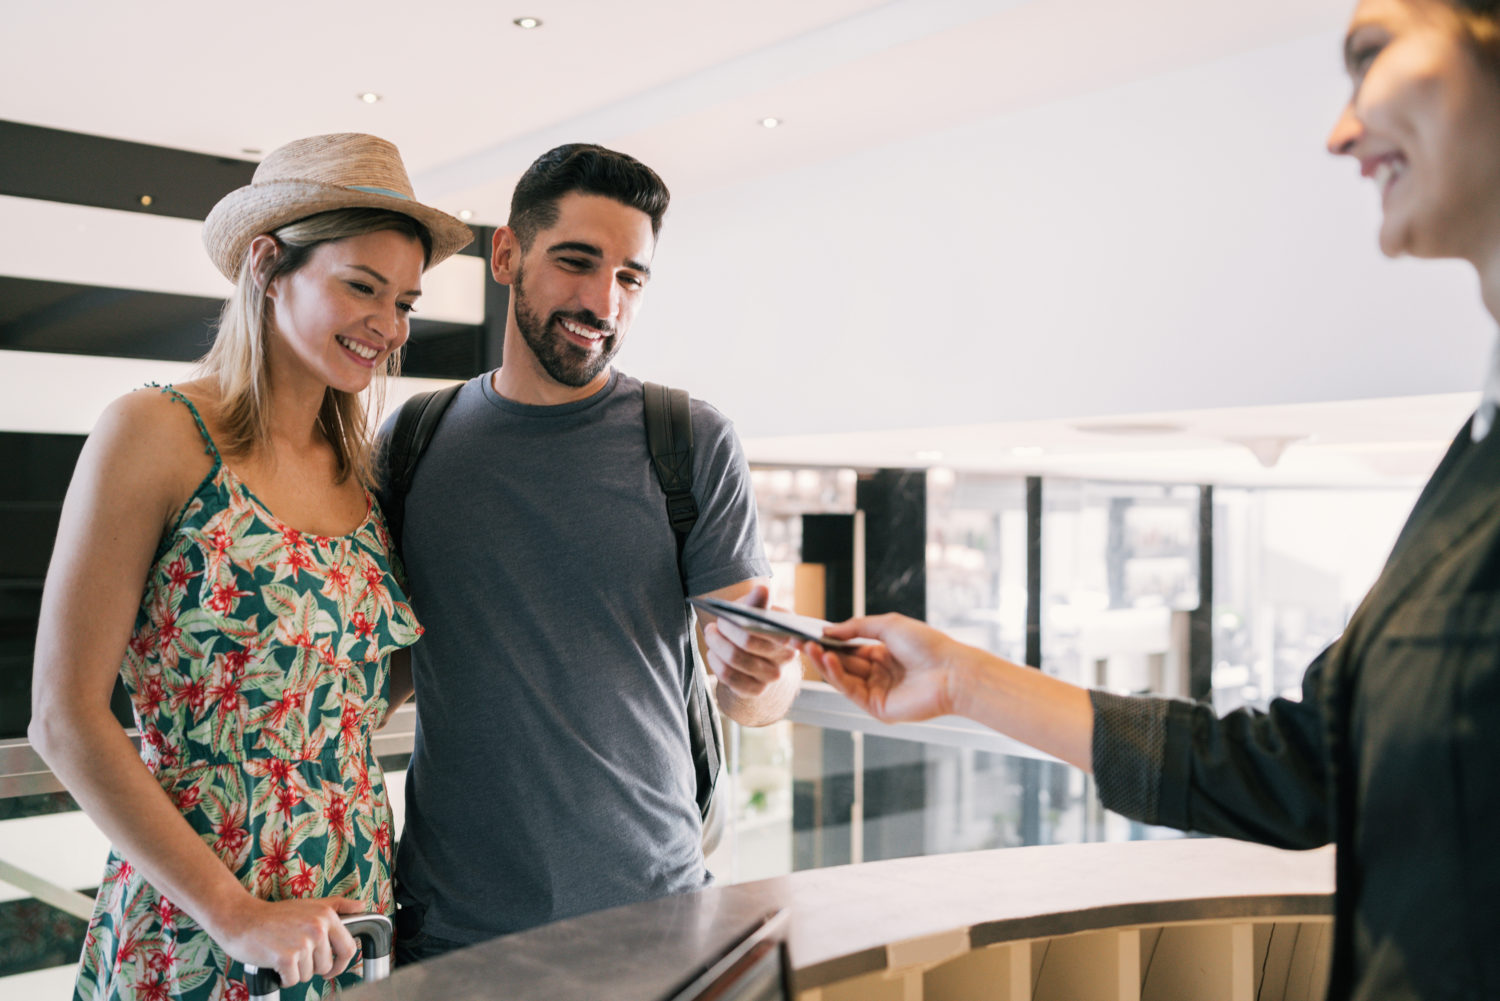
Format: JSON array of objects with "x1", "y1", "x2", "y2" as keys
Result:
[{"x1": 346, "y1": 838, "x2": 1335, "y2": 1001}]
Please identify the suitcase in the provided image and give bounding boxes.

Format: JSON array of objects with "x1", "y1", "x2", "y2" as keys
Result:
[{"x1": 243, "y1": 913, "x2": 393, "y2": 1000}]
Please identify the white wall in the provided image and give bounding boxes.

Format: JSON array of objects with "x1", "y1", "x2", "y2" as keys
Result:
[
  {"x1": 623, "y1": 31, "x2": 1496, "y2": 439},
  {"x1": 0, "y1": 195, "x2": 485, "y2": 434}
]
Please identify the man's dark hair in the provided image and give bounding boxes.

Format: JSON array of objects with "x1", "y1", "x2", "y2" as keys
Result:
[{"x1": 508, "y1": 143, "x2": 670, "y2": 249}]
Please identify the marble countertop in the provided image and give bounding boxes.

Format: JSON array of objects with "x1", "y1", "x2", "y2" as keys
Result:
[{"x1": 346, "y1": 837, "x2": 1335, "y2": 1000}]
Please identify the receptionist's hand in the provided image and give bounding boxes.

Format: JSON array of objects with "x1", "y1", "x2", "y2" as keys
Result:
[{"x1": 803, "y1": 614, "x2": 973, "y2": 724}]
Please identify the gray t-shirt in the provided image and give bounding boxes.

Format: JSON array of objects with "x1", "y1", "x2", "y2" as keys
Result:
[{"x1": 386, "y1": 369, "x2": 769, "y2": 942}]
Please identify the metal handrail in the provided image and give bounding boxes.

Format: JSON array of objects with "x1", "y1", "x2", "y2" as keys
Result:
[
  {"x1": 3, "y1": 689, "x2": 1055, "y2": 802},
  {"x1": 0, "y1": 705, "x2": 419, "y2": 802}
]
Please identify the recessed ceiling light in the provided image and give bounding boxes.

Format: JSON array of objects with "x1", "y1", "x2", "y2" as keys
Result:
[
  {"x1": 358, "y1": 92, "x2": 382, "y2": 104},
  {"x1": 138, "y1": 195, "x2": 154, "y2": 207},
  {"x1": 458, "y1": 209, "x2": 474, "y2": 221},
  {"x1": 513, "y1": 16, "x2": 542, "y2": 28},
  {"x1": 759, "y1": 117, "x2": 783, "y2": 129}
]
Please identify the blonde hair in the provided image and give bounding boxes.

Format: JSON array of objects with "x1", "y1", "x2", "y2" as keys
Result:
[{"x1": 197, "y1": 208, "x2": 432, "y2": 487}]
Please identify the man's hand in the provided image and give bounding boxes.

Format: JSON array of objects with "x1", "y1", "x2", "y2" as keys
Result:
[
  {"x1": 703, "y1": 584, "x2": 797, "y2": 697},
  {"x1": 699, "y1": 583, "x2": 801, "y2": 726}
]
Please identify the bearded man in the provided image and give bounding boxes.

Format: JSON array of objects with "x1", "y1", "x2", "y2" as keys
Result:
[{"x1": 379, "y1": 144, "x2": 799, "y2": 964}]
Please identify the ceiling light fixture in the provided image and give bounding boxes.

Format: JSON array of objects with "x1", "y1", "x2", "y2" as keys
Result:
[
  {"x1": 458, "y1": 209, "x2": 474, "y2": 221},
  {"x1": 1229, "y1": 435, "x2": 1309, "y2": 469},
  {"x1": 358, "y1": 92, "x2": 382, "y2": 104},
  {"x1": 138, "y1": 195, "x2": 154, "y2": 207},
  {"x1": 513, "y1": 16, "x2": 542, "y2": 28},
  {"x1": 759, "y1": 117, "x2": 783, "y2": 129}
]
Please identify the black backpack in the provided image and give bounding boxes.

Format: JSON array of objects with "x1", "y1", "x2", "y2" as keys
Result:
[{"x1": 379, "y1": 381, "x2": 726, "y2": 847}]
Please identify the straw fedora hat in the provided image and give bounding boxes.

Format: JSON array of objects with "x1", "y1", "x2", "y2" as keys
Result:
[{"x1": 202, "y1": 133, "x2": 474, "y2": 280}]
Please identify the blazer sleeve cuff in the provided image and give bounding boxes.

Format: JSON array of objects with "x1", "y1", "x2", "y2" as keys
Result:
[{"x1": 1090, "y1": 689, "x2": 1191, "y2": 828}]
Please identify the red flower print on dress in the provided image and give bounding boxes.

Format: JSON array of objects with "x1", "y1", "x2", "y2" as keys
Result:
[
  {"x1": 104, "y1": 857, "x2": 135, "y2": 888},
  {"x1": 348, "y1": 611, "x2": 375, "y2": 642},
  {"x1": 131, "y1": 969, "x2": 171, "y2": 1001},
  {"x1": 140, "y1": 724, "x2": 180, "y2": 771},
  {"x1": 217, "y1": 647, "x2": 252, "y2": 684},
  {"x1": 324, "y1": 792, "x2": 353, "y2": 843},
  {"x1": 339, "y1": 700, "x2": 364, "y2": 748},
  {"x1": 174, "y1": 784, "x2": 202, "y2": 812},
  {"x1": 115, "y1": 930, "x2": 140, "y2": 970},
  {"x1": 277, "y1": 527, "x2": 317, "y2": 582},
  {"x1": 164, "y1": 556, "x2": 200, "y2": 593},
  {"x1": 146, "y1": 932, "x2": 178, "y2": 971},
  {"x1": 253, "y1": 830, "x2": 295, "y2": 896},
  {"x1": 128, "y1": 627, "x2": 157, "y2": 660},
  {"x1": 209, "y1": 675, "x2": 246, "y2": 718},
  {"x1": 248, "y1": 755, "x2": 313, "y2": 824},
  {"x1": 153, "y1": 607, "x2": 185, "y2": 671},
  {"x1": 199, "y1": 523, "x2": 235, "y2": 582},
  {"x1": 284, "y1": 857, "x2": 321, "y2": 898},
  {"x1": 260, "y1": 691, "x2": 298, "y2": 731},
  {"x1": 213, "y1": 802, "x2": 251, "y2": 865},
  {"x1": 156, "y1": 896, "x2": 177, "y2": 925},
  {"x1": 322, "y1": 563, "x2": 352, "y2": 601},
  {"x1": 137, "y1": 674, "x2": 169, "y2": 718},
  {"x1": 352, "y1": 554, "x2": 396, "y2": 620},
  {"x1": 169, "y1": 675, "x2": 210, "y2": 718},
  {"x1": 207, "y1": 580, "x2": 254, "y2": 614},
  {"x1": 273, "y1": 781, "x2": 303, "y2": 820}
]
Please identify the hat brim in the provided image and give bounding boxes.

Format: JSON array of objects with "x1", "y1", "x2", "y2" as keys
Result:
[{"x1": 202, "y1": 179, "x2": 475, "y2": 281}]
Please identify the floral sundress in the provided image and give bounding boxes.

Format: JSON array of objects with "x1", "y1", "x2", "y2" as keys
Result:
[{"x1": 74, "y1": 387, "x2": 422, "y2": 1001}]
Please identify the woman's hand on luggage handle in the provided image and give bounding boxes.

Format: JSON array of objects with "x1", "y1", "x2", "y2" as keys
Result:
[{"x1": 212, "y1": 894, "x2": 366, "y2": 986}]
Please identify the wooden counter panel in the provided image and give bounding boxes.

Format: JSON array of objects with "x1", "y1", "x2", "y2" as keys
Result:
[{"x1": 345, "y1": 838, "x2": 1335, "y2": 1001}]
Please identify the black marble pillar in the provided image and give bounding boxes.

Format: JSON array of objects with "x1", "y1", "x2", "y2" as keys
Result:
[
  {"x1": 1190, "y1": 485, "x2": 1214, "y2": 702},
  {"x1": 856, "y1": 470, "x2": 926, "y2": 620}
]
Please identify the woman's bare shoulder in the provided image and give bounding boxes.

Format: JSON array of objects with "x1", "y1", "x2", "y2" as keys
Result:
[{"x1": 84, "y1": 385, "x2": 219, "y2": 505}]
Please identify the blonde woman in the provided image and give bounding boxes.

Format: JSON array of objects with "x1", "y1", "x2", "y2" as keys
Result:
[{"x1": 30, "y1": 134, "x2": 471, "y2": 1000}]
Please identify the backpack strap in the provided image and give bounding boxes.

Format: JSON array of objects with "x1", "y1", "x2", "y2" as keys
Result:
[
  {"x1": 643, "y1": 382, "x2": 699, "y2": 590},
  {"x1": 381, "y1": 382, "x2": 463, "y2": 558},
  {"x1": 642, "y1": 382, "x2": 722, "y2": 830}
]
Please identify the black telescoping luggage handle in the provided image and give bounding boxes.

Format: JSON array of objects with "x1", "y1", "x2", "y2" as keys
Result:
[{"x1": 244, "y1": 913, "x2": 393, "y2": 1000}]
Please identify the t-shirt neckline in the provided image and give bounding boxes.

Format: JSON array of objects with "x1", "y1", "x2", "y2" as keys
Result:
[{"x1": 480, "y1": 368, "x2": 620, "y2": 418}]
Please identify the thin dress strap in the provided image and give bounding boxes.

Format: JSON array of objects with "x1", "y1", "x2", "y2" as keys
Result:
[{"x1": 153, "y1": 383, "x2": 223, "y2": 464}]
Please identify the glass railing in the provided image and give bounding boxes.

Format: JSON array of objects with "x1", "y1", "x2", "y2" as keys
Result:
[{"x1": 706, "y1": 683, "x2": 1181, "y2": 885}]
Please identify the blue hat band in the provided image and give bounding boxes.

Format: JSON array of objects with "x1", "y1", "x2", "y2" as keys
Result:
[{"x1": 347, "y1": 185, "x2": 412, "y2": 201}]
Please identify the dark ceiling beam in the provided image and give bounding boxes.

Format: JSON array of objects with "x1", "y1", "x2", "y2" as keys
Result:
[
  {"x1": 0, "y1": 121, "x2": 484, "y2": 257},
  {"x1": 0, "y1": 120, "x2": 257, "y2": 221}
]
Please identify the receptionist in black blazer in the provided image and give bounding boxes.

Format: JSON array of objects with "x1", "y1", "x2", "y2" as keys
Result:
[{"x1": 804, "y1": 1, "x2": 1500, "y2": 999}]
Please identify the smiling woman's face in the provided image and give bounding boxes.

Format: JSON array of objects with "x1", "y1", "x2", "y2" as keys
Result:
[{"x1": 1327, "y1": 0, "x2": 1500, "y2": 261}]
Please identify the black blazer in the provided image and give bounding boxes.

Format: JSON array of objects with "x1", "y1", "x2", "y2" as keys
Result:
[{"x1": 1096, "y1": 417, "x2": 1500, "y2": 1001}]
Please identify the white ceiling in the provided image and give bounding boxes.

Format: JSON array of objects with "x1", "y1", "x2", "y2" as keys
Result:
[
  {"x1": 8, "y1": 0, "x2": 1353, "y2": 221},
  {"x1": 15, "y1": 0, "x2": 1452, "y2": 489}
]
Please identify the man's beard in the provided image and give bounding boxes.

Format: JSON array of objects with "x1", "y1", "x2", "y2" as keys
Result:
[{"x1": 512, "y1": 265, "x2": 621, "y2": 388}]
